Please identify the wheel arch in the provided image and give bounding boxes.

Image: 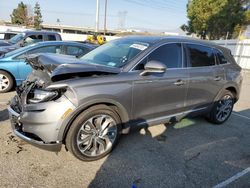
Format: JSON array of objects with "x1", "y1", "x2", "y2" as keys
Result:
[
  {"x1": 59, "y1": 99, "x2": 130, "y2": 143},
  {"x1": 214, "y1": 84, "x2": 239, "y2": 103}
]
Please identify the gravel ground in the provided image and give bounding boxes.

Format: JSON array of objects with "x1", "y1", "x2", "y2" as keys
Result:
[{"x1": 0, "y1": 72, "x2": 250, "y2": 188}]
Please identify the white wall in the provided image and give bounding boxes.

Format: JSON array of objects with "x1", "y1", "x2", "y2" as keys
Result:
[
  {"x1": 213, "y1": 39, "x2": 250, "y2": 69},
  {"x1": 60, "y1": 33, "x2": 119, "y2": 42}
]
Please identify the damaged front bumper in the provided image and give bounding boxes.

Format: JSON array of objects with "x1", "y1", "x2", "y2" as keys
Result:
[
  {"x1": 8, "y1": 92, "x2": 75, "y2": 152},
  {"x1": 8, "y1": 105, "x2": 62, "y2": 151}
]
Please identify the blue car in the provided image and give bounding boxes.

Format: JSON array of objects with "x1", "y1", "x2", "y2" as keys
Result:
[{"x1": 0, "y1": 41, "x2": 97, "y2": 93}]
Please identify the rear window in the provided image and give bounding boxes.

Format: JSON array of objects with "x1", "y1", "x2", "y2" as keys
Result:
[
  {"x1": 186, "y1": 44, "x2": 215, "y2": 67},
  {"x1": 215, "y1": 50, "x2": 228, "y2": 64}
]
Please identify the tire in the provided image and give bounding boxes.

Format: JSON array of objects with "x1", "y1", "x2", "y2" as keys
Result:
[
  {"x1": 0, "y1": 70, "x2": 14, "y2": 93},
  {"x1": 206, "y1": 90, "x2": 235, "y2": 124},
  {"x1": 65, "y1": 105, "x2": 122, "y2": 161}
]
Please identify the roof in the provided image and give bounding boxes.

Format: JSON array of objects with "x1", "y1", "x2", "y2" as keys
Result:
[
  {"x1": 118, "y1": 35, "x2": 229, "y2": 51},
  {"x1": 30, "y1": 41, "x2": 97, "y2": 48},
  {"x1": 22, "y1": 30, "x2": 60, "y2": 35}
]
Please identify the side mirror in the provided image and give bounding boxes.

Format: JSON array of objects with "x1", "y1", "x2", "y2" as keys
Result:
[{"x1": 140, "y1": 60, "x2": 166, "y2": 76}]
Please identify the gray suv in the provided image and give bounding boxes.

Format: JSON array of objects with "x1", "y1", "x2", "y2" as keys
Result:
[{"x1": 8, "y1": 36, "x2": 243, "y2": 161}]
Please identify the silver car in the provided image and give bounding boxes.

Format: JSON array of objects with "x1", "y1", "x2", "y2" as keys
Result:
[{"x1": 8, "y1": 36, "x2": 243, "y2": 161}]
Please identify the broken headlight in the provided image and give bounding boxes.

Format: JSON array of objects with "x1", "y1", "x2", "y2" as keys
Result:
[{"x1": 28, "y1": 89, "x2": 59, "y2": 104}]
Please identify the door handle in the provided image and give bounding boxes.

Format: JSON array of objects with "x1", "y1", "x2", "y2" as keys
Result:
[
  {"x1": 214, "y1": 76, "x2": 222, "y2": 81},
  {"x1": 174, "y1": 80, "x2": 185, "y2": 86}
]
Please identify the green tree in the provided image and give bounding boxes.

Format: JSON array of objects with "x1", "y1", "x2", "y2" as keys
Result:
[
  {"x1": 186, "y1": 0, "x2": 248, "y2": 39},
  {"x1": 10, "y1": 1, "x2": 29, "y2": 25},
  {"x1": 33, "y1": 2, "x2": 43, "y2": 29}
]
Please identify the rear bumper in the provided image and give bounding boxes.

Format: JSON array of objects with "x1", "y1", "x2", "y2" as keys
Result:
[{"x1": 8, "y1": 104, "x2": 62, "y2": 152}]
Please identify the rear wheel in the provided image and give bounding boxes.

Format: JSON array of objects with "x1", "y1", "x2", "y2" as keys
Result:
[
  {"x1": 207, "y1": 90, "x2": 234, "y2": 124},
  {"x1": 0, "y1": 71, "x2": 13, "y2": 93},
  {"x1": 66, "y1": 105, "x2": 122, "y2": 161}
]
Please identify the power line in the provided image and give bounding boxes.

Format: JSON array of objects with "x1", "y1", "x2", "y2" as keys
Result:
[{"x1": 123, "y1": 0, "x2": 186, "y2": 13}]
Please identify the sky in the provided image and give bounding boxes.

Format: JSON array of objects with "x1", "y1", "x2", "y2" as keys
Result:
[{"x1": 0, "y1": 0, "x2": 188, "y2": 32}]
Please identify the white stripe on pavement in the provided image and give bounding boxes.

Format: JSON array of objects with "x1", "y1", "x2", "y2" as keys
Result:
[
  {"x1": 232, "y1": 112, "x2": 250, "y2": 120},
  {"x1": 213, "y1": 167, "x2": 250, "y2": 188}
]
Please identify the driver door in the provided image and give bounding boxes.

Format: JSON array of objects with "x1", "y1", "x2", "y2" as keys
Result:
[{"x1": 132, "y1": 43, "x2": 189, "y2": 121}]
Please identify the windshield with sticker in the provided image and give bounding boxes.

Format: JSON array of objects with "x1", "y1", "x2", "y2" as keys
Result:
[{"x1": 81, "y1": 39, "x2": 149, "y2": 68}]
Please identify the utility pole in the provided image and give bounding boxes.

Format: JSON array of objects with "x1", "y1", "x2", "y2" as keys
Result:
[
  {"x1": 104, "y1": 0, "x2": 108, "y2": 35},
  {"x1": 95, "y1": 0, "x2": 100, "y2": 32}
]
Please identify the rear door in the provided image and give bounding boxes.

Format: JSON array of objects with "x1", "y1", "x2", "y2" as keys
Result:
[
  {"x1": 212, "y1": 49, "x2": 227, "y2": 93},
  {"x1": 132, "y1": 43, "x2": 189, "y2": 120},
  {"x1": 184, "y1": 43, "x2": 219, "y2": 110}
]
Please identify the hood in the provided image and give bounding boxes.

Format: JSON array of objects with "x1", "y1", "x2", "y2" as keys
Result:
[
  {"x1": 26, "y1": 54, "x2": 121, "y2": 82},
  {"x1": 0, "y1": 40, "x2": 11, "y2": 47},
  {"x1": 26, "y1": 53, "x2": 79, "y2": 72}
]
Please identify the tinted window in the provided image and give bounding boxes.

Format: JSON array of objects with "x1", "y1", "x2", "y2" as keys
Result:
[
  {"x1": 215, "y1": 50, "x2": 228, "y2": 64},
  {"x1": 24, "y1": 35, "x2": 43, "y2": 45},
  {"x1": 47, "y1": 35, "x2": 56, "y2": 41},
  {"x1": 66, "y1": 46, "x2": 85, "y2": 56},
  {"x1": 135, "y1": 43, "x2": 182, "y2": 70},
  {"x1": 15, "y1": 45, "x2": 62, "y2": 59},
  {"x1": 186, "y1": 44, "x2": 215, "y2": 67},
  {"x1": 28, "y1": 45, "x2": 61, "y2": 54}
]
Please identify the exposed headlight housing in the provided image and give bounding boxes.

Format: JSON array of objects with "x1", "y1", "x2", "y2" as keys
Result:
[{"x1": 28, "y1": 89, "x2": 59, "y2": 104}]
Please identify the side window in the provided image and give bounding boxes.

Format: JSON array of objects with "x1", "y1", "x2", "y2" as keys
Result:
[
  {"x1": 24, "y1": 35, "x2": 43, "y2": 45},
  {"x1": 47, "y1": 35, "x2": 56, "y2": 41},
  {"x1": 134, "y1": 43, "x2": 182, "y2": 70},
  {"x1": 215, "y1": 50, "x2": 228, "y2": 64},
  {"x1": 15, "y1": 53, "x2": 27, "y2": 60},
  {"x1": 65, "y1": 46, "x2": 85, "y2": 56},
  {"x1": 186, "y1": 44, "x2": 215, "y2": 67},
  {"x1": 27, "y1": 45, "x2": 61, "y2": 54}
]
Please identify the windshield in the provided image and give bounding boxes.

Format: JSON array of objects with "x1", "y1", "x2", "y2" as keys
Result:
[
  {"x1": 9, "y1": 33, "x2": 25, "y2": 44},
  {"x1": 80, "y1": 39, "x2": 149, "y2": 68}
]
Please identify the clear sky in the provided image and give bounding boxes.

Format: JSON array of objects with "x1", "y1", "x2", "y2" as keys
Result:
[{"x1": 0, "y1": 0, "x2": 188, "y2": 31}]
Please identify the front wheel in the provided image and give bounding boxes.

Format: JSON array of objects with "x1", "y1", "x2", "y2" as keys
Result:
[
  {"x1": 66, "y1": 105, "x2": 122, "y2": 161},
  {"x1": 207, "y1": 90, "x2": 235, "y2": 124}
]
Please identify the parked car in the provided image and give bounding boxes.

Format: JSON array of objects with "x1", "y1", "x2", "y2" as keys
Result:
[
  {"x1": 0, "y1": 31, "x2": 19, "y2": 40},
  {"x1": 0, "y1": 30, "x2": 62, "y2": 55},
  {"x1": 8, "y1": 36, "x2": 242, "y2": 161},
  {"x1": 0, "y1": 41, "x2": 97, "y2": 92}
]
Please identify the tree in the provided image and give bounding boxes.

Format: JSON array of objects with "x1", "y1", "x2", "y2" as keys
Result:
[
  {"x1": 10, "y1": 1, "x2": 29, "y2": 25},
  {"x1": 186, "y1": 0, "x2": 248, "y2": 39},
  {"x1": 33, "y1": 2, "x2": 43, "y2": 29}
]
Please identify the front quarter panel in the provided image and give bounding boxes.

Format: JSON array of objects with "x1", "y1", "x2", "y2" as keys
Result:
[{"x1": 56, "y1": 73, "x2": 133, "y2": 141}]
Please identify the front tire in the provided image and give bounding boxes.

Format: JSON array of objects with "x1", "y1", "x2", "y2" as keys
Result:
[
  {"x1": 207, "y1": 90, "x2": 235, "y2": 124},
  {"x1": 66, "y1": 105, "x2": 122, "y2": 161},
  {"x1": 0, "y1": 71, "x2": 13, "y2": 93}
]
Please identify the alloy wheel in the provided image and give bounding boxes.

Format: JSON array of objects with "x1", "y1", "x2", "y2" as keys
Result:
[
  {"x1": 0, "y1": 73, "x2": 10, "y2": 91},
  {"x1": 216, "y1": 94, "x2": 233, "y2": 122},
  {"x1": 76, "y1": 114, "x2": 118, "y2": 157}
]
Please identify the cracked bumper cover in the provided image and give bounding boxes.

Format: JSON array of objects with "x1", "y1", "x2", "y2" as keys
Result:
[{"x1": 8, "y1": 95, "x2": 75, "y2": 152}]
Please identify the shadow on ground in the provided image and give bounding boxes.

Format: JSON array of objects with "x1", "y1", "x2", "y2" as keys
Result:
[
  {"x1": 88, "y1": 109, "x2": 250, "y2": 188},
  {"x1": 0, "y1": 108, "x2": 9, "y2": 122}
]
